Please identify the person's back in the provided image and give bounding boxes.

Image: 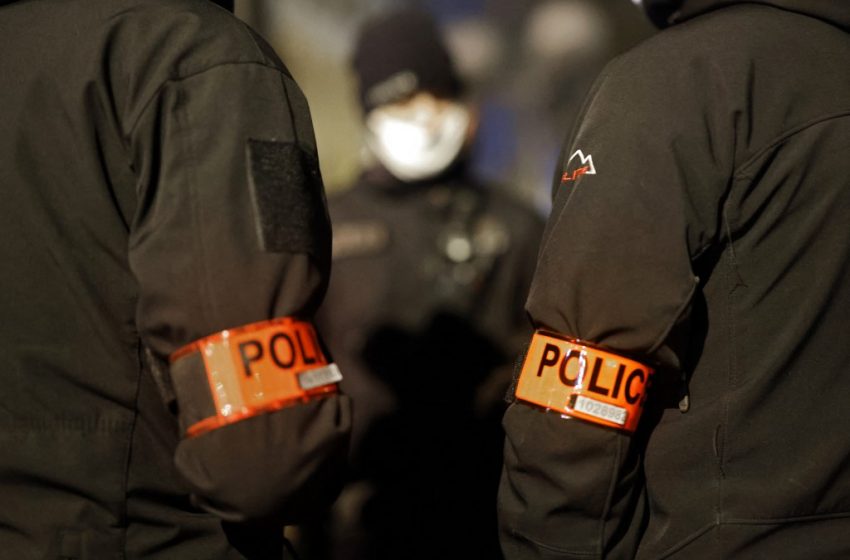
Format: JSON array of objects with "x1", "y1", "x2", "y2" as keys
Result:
[
  {"x1": 631, "y1": 4, "x2": 850, "y2": 556},
  {"x1": 499, "y1": 1, "x2": 850, "y2": 558},
  {"x1": 0, "y1": 1, "x2": 349, "y2": 557},
  {"x1": 637, "y1": 4, "x2": 850, "y2": 556}
]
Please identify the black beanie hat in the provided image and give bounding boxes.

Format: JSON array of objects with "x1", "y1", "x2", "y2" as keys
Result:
[
  {"x1": 352, "y1": 9, "x2": 462, "y2": 112},
  {"x1": 640, "y1": 0, "x2": 684, "y2": 28},
  {"x1": 209, "y1": 0, "x2": 234, "y2": 12}
]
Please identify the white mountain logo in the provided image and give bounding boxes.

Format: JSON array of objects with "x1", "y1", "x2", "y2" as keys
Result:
[{"x1": 561, "y1": 149, "x2": 596, "y2": 183}]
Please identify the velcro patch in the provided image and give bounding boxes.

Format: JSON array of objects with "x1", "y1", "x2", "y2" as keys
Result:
[
  {"x1": 246, "y1": 139, "x2": 329, "y2": 257},
  {"x1": 515, "y1": 330, "x2": 653, "y2": 433}
]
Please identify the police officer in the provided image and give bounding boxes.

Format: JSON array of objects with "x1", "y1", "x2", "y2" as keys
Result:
[
  {"x1": 499, "y1": 0, "x2": 850, "y2": 558},
  {"x1": 298, "y1": 8, "x2": 544, "y2": 560},
  {"x1": 0, "y1": 0, "x2": 350, "y2": 557}
]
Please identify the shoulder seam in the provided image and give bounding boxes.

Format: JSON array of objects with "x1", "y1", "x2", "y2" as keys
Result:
[
  {"x1": 734, "y1": 111, "x2": 850, "y2": 178},
  {"x1": 127, "y1": 60, "x2": 283, "y2": 138}
]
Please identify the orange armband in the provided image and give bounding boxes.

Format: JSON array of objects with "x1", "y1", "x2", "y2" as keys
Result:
[
  {"x1": 169, "y1": 318, "x2": 342, "y2": 437},
  {"x1": 515, "y1": 330, "x2": 653, "y2": 433}
]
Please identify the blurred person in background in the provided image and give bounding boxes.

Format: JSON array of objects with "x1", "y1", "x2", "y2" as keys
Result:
[
  {"x1": 0, "y1": 0, "x2": 350, "y2": 557},
  {"x1": 499, "y1": 0, "x2": 850, "y2": 558},
  {"x1": 293, "y1": 8, "x2": 543, "y2": 560},
  {"x1": 243, "y1": 0, "x2": 652, "y2": 210}
]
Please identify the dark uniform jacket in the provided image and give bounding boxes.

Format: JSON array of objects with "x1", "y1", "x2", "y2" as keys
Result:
[
  {"x1": 499, "y1": 1, "x2": 850, "y2": 558},
  {"x1": 313, "y1": 167, "x2": 543, "y2": 559},
  {"x1": 0, "y1": 0, "x2": 350, "y2": 558}
]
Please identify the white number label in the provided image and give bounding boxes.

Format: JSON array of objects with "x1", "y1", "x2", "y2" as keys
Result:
[{"x1": 573, "y1": 395, "x2": 627, "y2": 426}]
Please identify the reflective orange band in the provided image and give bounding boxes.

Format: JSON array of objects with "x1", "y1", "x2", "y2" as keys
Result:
[
  {"x1": 170, "y1": 318, "x2": 342, "y2": 437},
  {"x1": 515, "y1": 330, "x2": 653, "y2": 433}
]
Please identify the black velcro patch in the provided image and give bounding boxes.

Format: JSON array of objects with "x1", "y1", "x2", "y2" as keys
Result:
[{"x1": 246, "y1": 139, "x2": 329, "y2": 258}]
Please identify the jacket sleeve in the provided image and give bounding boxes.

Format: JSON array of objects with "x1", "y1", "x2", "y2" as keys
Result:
[
  {"x1": 498, "y1": 49, "x2": 734, "y2": 558},
  {"x1": 127, "y1": 59, "x2": 350, "y2": 524}
]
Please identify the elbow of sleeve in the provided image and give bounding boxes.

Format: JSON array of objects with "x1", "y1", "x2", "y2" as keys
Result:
[
  {"x1": 174, "y1": 394, "x2": 351, "y2": 524},
  {"x1": 499, "y1": 402, "x2": 646, "y2": 559}
]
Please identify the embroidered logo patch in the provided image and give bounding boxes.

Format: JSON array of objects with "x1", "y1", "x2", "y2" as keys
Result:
[{"x1": 561, "y1": 149, "x2": 596, "y2": 184}]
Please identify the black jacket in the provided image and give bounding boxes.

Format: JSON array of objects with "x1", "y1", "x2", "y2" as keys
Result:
[
  {"x1": 499, "y1": 1, "x2": 850, "y2": 558},
  {"x1": 0, "y1": 0, "x2": 350, "y2": 558}
]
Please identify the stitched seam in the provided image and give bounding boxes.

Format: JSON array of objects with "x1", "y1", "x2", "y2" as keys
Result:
[
  {"x1": 126, "y1": 60, "x2": 283, "y2": 138},
  {"x1": 235, "y1": 17, "x2": 272, "y2": 63},
  {"x1": 646, "y1": 277, "x2": 698, "y2": 356},
  {"x1": 717, "y1": 235, "x2": 738, "y2": 526},
  {"x1": 653, "y1": 513, "x2": 850, "y2": 558},
  {"x1": 278, "y1": 72, "x2": 302, "y2": 148},
  {"x1": 118, "y1": 340, "x2": 146, "y2": 557},
  {"x1": 597, "y1": 435, "x2": 625, "y2": 558},
  {"x1": 733, "y1": 111, "x2": 850, "y2": 179},
  {"x1": 723, "y1": 511, "x2": 850, "y2": 525},
  {"x1": 177, "y1": 72, "x2": 216, "y2": 331},
  {"x1": 654, "y1": 522, "x2": 718, "y2": 559},
  {"x1": 515, "y1": 533, "x2": 599, "y2": 558}
]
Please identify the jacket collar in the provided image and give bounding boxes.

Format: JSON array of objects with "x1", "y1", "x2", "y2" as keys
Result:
[{"x1": 673, "y1": 0, "x2": 850, "y2": 31}]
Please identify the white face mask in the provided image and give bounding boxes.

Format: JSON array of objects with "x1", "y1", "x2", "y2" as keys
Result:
[{"x1": 365, "y1": 93, "x2": 471, "y2": 182}]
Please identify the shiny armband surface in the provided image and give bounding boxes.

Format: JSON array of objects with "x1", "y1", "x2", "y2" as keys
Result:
[
  {"x1": 515, "y1": 330, "x2": 653, "y2": 433},
  {"x1": 170, "y1": 318, "x2": 342, "y2": 437}
]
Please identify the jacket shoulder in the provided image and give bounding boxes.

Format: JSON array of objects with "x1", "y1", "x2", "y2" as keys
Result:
[
  {"x1": 106, "y1": 0, "x2": 287, "y2": 77},
  {"x1": 614, "y1": 3, "x2": 834, "y2": 83}
]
